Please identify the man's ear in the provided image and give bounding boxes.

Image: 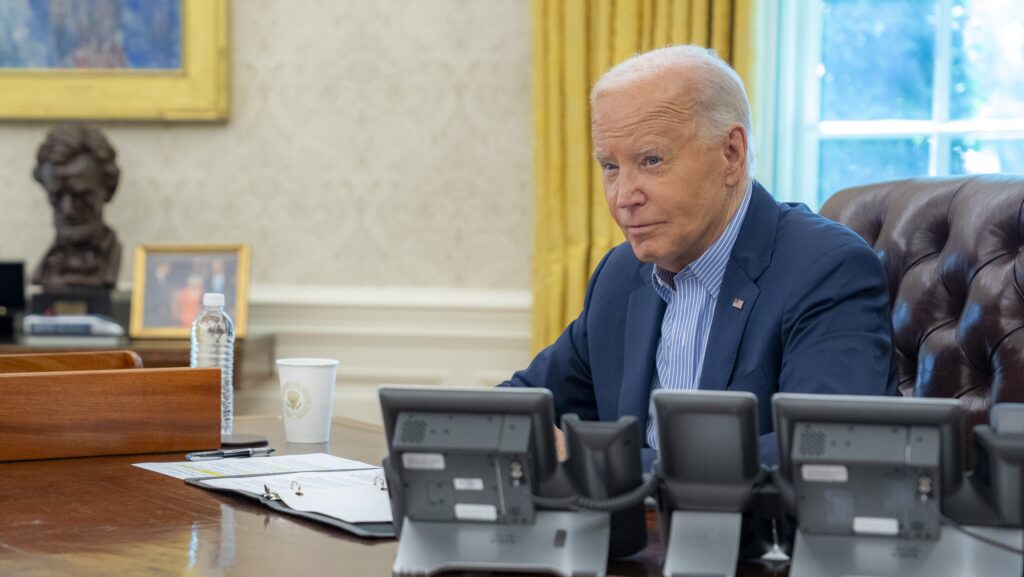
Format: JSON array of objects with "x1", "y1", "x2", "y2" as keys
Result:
[{"x1": 723, "y1": 123, "x2": 747, "y2": 187}]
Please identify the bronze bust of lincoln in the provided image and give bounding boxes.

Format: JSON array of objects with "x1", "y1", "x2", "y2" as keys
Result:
[{"x1": 32, "y1": 123, "x2": 122, "y2": 291}]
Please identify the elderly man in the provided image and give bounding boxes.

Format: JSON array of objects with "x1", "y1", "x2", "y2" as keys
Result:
[
  {"x1": 502, "y1": 45, "x2": 897, "y2": 467},
  {"x1": 32, "y1": 123, "x2": 122, "y2": 291}
]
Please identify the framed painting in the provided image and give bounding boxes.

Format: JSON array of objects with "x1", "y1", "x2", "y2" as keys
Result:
[
  {"x1": 130, "y1": 244, "x2": 250, "y2": 339},
  {"x1": 0, "y1": 0, "x2": 229, "y2": 120}
]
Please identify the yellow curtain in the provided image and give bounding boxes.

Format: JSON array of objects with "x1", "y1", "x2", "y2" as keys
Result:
[{"x1": 530, "y1": 0, "x2": 755, "y2": 352}]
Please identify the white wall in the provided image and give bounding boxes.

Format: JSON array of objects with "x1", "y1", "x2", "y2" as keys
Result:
[
  {"x1": 0, "y1": 0, "x2": 536, "y2": 420},
  {"x1": 241, "y1": 285, "x2": 531, "y2": 425}
]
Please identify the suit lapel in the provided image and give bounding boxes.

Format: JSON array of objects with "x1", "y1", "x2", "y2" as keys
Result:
[
  {"x1": 618, "y1": 282, "x2": 665, "y2": 432},
  {"x1": 698, "y1": 267, "x2": 760, "y2": 390},
  {"x1": 699, "y1": 182, "x2": 778, "y2": 391}
]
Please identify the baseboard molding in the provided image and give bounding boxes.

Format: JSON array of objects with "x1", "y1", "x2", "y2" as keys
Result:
[
  {"x1": 247, "y1": 285, "x2": 533, "y2": 384},
  {"x1": 238, "y1": 285, "x2": 534, "y2": 424}
]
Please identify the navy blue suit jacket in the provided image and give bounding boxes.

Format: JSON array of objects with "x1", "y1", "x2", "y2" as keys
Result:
[{"x1": 503, "y1": 182, "x2": 898, "y2": 466}]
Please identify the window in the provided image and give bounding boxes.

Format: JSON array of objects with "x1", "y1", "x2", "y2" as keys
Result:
[{"x1": 757, "y1": 0, "x2": 1024, "y2": 209}]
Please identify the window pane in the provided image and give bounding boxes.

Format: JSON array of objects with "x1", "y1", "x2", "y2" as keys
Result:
[
  {"x1": 819, "y1": 138, "x2": 931, "y2": 205},
  {"x1": 950, "y1": 1, "x2": 1024, "y2": 120},
  {"x1": 951, "y1": 138, "x2": 1024, "y2": 174},
  {"x1": 821, "y1": 0, "x2": 937, "y2": 121}
]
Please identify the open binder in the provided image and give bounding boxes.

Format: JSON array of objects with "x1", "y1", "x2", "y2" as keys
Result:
[{"x1": 184, "y1": 467, "x2": 396, "y2": 539}]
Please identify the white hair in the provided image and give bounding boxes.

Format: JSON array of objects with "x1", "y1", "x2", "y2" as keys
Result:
[{"x1": 591, "y1": 45, "x2": 755, "y2": 168}]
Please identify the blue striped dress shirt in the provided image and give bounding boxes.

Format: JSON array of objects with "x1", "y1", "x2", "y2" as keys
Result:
[{"x1": 646, "y1": 184, "x2": 752, "y2": 449}]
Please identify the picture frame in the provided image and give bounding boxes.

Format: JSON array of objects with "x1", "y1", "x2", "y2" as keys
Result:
[
  {"x1": 0, "y1": 0, "x2": 229, "y2": 121},
  {"x1": 130, "y1": 244, "x2": 250, "y2": 339}
]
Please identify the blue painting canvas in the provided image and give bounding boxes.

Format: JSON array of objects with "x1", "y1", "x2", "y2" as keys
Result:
[{"x1": 0, "y1": 0, "x2": 181, "y2": 69}]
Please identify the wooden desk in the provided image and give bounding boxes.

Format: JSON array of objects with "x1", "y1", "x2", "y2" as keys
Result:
[
  {"x1": 0, "y1": 417, "x2": 787, "y2": 577},
  {"x1": 0, "y1": 333, "x2": 275, "y2": 389}
]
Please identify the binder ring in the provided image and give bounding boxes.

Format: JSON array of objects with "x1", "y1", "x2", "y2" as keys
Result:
[
  {"x1": 262, "y1": 484, "x2": 281, "y2": 501},
  {"x1": 373, "y1": 475, "x2": 387, "y2": 491}
]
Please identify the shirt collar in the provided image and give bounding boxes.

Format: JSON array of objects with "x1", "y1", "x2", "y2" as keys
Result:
[{"x1": 651, "y1": 181, "x2": 753, "y2": 298}]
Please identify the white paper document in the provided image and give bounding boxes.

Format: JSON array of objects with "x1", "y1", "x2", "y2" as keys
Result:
[
  {"x1": 133, "y1": 453, "x2": 392, "y2": 525},
  {"x1": 201, "y1": 468, "x2": 392, "y2": 523},
  {"x1": 279, "y1": 485, "x2": 392, "y2": 523},
  {"x1": 133, "y1": 452, "x2": 372, "y2": 480}
]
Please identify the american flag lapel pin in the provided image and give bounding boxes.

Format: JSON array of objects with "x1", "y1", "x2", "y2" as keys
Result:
[{"x1": 732, "y1": 298, "x2": 744, "y2": 310}]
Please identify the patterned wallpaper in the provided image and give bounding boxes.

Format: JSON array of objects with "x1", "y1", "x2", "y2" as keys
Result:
[{"x1": 0, "y1": 0, "x2": 532, "y2": 290}]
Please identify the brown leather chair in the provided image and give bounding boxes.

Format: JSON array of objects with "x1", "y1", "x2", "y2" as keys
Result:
[{"x1": 820, "y1": 175, "x2": 1024, "y2": 448}]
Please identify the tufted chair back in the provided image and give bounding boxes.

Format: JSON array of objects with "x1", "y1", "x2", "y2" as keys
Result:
[{"x1": 819, "y1": 175, "x2": 1024, "y2": 450}]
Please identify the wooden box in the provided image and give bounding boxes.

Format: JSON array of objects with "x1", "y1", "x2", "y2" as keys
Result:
[{"x1": 0, "y1": 367, "x2": 221, "y2": 461}]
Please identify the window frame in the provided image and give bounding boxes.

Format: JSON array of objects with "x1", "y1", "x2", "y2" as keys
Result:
[{"x1": 756, "y1": 0, "x2": 1024, "y2": 210}]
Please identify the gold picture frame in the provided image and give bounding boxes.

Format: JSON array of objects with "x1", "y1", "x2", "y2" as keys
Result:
[
  {"x1": 130, "y1": 244, "x2": 250, "y2": 339},
  {"x1": 0, "y1": 0, "x2": 229, "y2": 121}
]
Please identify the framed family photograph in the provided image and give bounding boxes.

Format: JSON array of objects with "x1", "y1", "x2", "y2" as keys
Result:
[{"x1": 130, "y1": 244, "x2": 250, "y2": 338}]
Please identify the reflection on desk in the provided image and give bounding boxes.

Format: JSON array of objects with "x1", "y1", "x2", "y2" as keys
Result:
[{"x1": 0, "y1": 416, "x2": 785, "y2": 577}]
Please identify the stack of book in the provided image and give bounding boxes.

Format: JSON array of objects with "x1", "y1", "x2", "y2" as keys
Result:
[{"x1": 22, "y1": 314, "x2": 126, "y2": 347}]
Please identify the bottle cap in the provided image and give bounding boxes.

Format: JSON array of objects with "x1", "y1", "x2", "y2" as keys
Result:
[{"x1": 203, "y1": 293, "x2": 225, "y2": 307}]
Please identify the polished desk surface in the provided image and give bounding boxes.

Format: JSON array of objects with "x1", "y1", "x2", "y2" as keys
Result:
[{"x1": 0, "y1": 416, "x2": 787, "y2": 577}]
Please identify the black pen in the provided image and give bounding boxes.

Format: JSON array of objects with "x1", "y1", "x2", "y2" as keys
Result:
[{"x1": 185, "y1": 447, "x2": 276, "y2": 461}]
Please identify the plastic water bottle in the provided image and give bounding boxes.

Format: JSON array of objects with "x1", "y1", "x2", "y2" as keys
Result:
[{"x1": 190, "y1": 292, "x2": 235, "y2": 435}]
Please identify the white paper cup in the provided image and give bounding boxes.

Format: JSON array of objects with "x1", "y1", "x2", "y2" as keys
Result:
[{"x1": 277, "y1": 358, "x2": 339, "y2": 443}]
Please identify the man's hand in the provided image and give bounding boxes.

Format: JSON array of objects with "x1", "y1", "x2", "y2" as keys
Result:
[{"x1": 554, "y1": 425, "x2": 567, "y2": 461}]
